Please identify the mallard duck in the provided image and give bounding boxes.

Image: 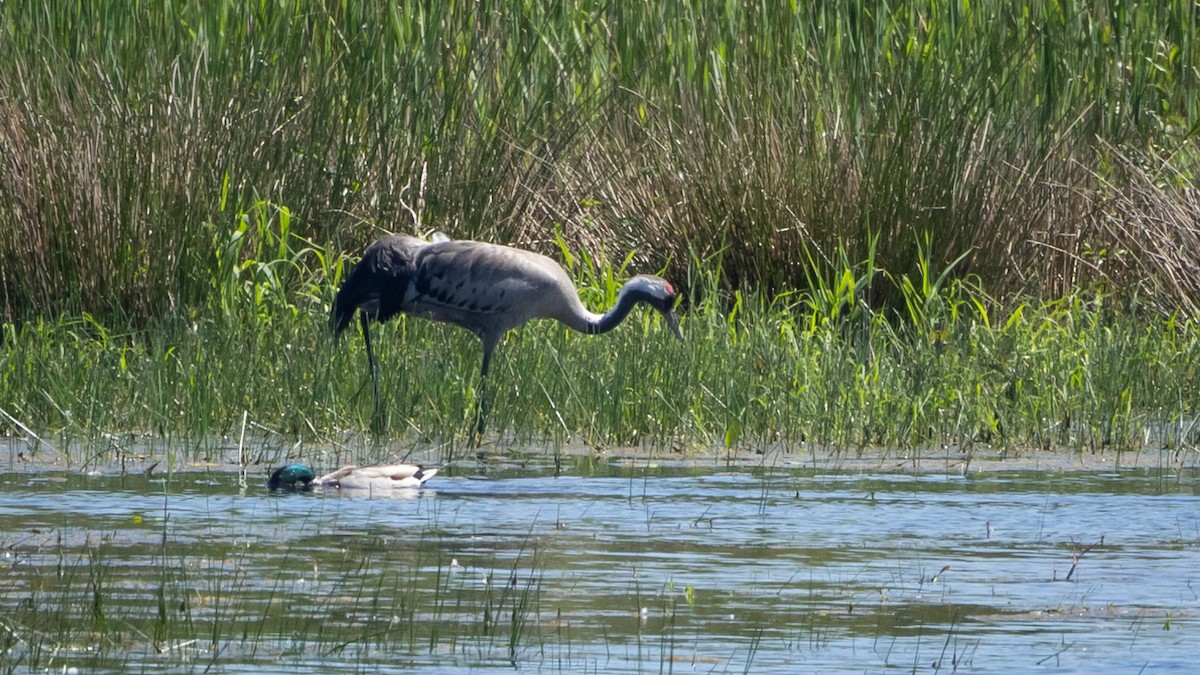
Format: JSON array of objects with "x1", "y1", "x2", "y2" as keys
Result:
[{"x1": 268, "y1": 463, "x2": 437, "y2": 492}]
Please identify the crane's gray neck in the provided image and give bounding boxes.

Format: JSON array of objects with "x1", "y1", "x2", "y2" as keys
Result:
[{"x1": 583, "y1": 279, "x2": 653, "y2": 335}]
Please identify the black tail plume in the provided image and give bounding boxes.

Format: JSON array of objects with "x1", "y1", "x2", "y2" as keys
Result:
[
  {"x1": 330, "y1": 290, "x2": 356, "y2": 338},
  {"x1": 331, "y1": 256, "x2": 367, "y2": 338},
  {"x1": 330, "y1": 235, "x2": 415, "y2": 338}
]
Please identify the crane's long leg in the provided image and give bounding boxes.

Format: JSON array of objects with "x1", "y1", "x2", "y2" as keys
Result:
[
  {"x1": 360, "y1": 312, "x2": 382, "y2": 426},
  {"x1": 472, "y1": 342, "x2": 494, "y2": 445}
]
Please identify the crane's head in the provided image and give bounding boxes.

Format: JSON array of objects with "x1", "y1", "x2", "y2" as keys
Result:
[
  {"x1": 626, "y1": 275, "x2": 683, "y2": 341},
  {"x1": 268, "y1": 464, "x2": 316, "y2": 492}
]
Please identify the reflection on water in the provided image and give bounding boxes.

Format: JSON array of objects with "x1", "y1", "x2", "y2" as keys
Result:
[{"x1": 0, "y1": 454, "x2": 1197, "y2": 673}]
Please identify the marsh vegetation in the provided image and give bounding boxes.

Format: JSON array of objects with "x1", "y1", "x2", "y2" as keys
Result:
[
  {"x1": 0, "y1": 1, "x2": 1197, "y2": 454},
  {"x1": 2, "y1": 4, "x2": 1199, "y2": 672}
]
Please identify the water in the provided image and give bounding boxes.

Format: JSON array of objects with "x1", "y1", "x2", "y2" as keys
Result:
[{"x1": 1, "y1": 450, "x2": 1197, "y2": 673}]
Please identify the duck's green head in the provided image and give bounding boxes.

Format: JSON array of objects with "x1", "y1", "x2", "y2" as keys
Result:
[{"x1": 268, "y1": 464, "x2": 316, "y2": 492}]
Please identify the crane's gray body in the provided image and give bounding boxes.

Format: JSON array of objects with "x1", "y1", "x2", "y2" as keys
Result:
[
  {"x1": 333, "y1": 235, "x2": 600, "y2": 352},
  {"x1": 330, "y1": 234, "x2": 681, "y2": 437}
]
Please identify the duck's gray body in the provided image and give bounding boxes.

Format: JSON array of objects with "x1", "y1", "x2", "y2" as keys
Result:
[{"x1": 330, "y1": 235, "x2": 682, "y2": 436}]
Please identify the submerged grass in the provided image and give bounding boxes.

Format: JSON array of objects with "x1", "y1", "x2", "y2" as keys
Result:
[
  {"x1": 4, "y1": 456, "x2": 1195, "y2": 673},
  {"x1": 0, "y1": 512, "x2": 546, "y2": 672}
]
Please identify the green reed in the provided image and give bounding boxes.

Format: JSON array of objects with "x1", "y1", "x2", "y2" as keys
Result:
[{"x1": 1, "y1": 2, "x2": 1197, "y2": 321}]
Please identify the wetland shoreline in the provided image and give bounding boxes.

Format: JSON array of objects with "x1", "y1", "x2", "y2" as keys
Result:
[{"x1": 5, "y1": 437, "x2": 1196, "y2": 480}]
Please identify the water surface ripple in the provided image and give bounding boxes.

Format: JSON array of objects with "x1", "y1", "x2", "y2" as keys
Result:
[{"x1": 0, "y1": 457, "x2": 1196, "y2": 673}]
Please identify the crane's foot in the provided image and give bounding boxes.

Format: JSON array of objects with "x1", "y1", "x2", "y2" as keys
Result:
[
  {"x1": 468, "y1": 392, "x2": 488, "y2": 448},
  {"x1": 468, "y1": 417, "x2": 485, "y2": 448}
]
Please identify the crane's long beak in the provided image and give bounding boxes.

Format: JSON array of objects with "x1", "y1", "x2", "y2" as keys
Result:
[{"x1": 665, "y1": 310, "x2": 683, "y2": 341}]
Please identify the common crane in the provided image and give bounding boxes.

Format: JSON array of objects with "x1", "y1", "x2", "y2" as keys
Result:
[{"x1": 330, "y1": 234, "x2": 682, "y2": 439}]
